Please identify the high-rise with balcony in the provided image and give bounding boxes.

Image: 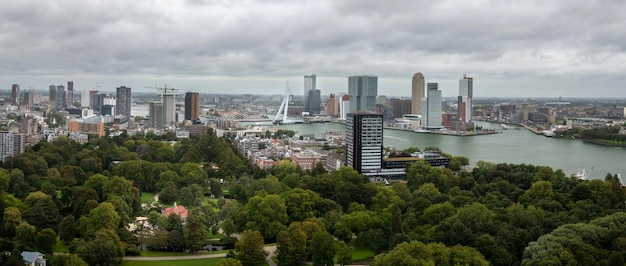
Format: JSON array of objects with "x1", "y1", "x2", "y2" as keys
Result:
[
  {"x1": 116, "y1": 86, "x2": 132, "y2": 118},
  {"x1": 348, "y1": 75, "x2": 378, "y2": 113},
  {"x1": 185, "y1": 92, "x2": 200, "y2": 121},
  {"x1": 304, "y1": 74, "x2": 316, "y2": 112},
  {"x1": 459, "y1": 75, "x2": 473, "y2": 122},
  {"x1": 346, "y1": 111, "x2": 383, "y2": 176},
  {"x1": 411, "y1": 73, "x2": 425, "y2": 115}
]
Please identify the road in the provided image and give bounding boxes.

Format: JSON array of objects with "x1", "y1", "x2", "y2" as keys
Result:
[{"x1": 123, "y1": 245, "x2": 277, "y2": 264}]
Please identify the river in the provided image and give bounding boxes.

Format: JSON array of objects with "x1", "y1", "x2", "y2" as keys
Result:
[{"x1": 277, "y1": 121, "x2": 626, "y2": 180}]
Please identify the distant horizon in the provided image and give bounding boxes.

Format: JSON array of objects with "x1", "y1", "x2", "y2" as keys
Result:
[{"x1": 4, "y1": 85, "x2": 626, "y2": 102}]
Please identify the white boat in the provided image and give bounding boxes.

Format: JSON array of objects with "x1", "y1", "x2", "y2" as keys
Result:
[
  {"x1": 501, "y1": 123, "x2": 508, "y2": 130},
  {"x1": 542, "y1": 130, "x2": 555, "y2": 137},
  {"x1": 571, "y1": 168, "x2": 593, "y2": 180}
]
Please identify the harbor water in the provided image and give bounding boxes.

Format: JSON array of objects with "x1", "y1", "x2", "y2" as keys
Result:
[{"x1": 278, "y1": 121, "x2": 626, "y2": 180}]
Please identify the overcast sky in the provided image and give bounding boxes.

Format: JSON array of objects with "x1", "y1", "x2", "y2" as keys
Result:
[{"x1": 1, "y1": 0, "x2": 625, "y2": 98}]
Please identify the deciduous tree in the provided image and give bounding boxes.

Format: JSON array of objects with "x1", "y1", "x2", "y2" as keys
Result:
[{"x1": 235, "y1": 230, "x2": 267, "y2": 266}]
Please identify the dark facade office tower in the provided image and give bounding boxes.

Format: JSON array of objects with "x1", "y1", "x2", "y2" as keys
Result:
[
  {"x1": 307, "y1": 89, "x2": 321, "y2": 115},
  {"x1": 49, "y1": 85, "x2": 57, "y2": 103},
  {"x1": 116, "y1": 86, "x2": 132, "y2": 118},
  {"x1": 348, "y1": 75, "x2": 378, "y2": 113},
  {"x1": 56, "y1": 85, "x2": 66, "y2": 110},
  {"x1": 149, "y1": 102, "x2": 164, "y2": 129},
  {"x1": 346, "y1": 111, "x2": 383, "y2": 176},
  {"x1": 11, "y1": 84, "x2": 19, "y2": 105},
  {"x1": 184, "y1": 92, "x2": 200, "y2": 121},
  {"x1": 89, "y1": 90, "x2": 99, "y2": 110},
  {"x1": 67, "y1": 81, "x2": 74, "y2": 108},
  {"x1": 303, "y1": 74, "x2": 316, "y2": 112}
]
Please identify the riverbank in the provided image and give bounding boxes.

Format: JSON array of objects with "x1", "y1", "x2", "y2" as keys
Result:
[
  {"x1": 582, "y1": 139, "x2": 626, "y2": 147},
  {"x1": 519, "y1": 124, "x2": 543, "y2": 135},
  {"x1": 383, "y1": 126, "x2": 499, "y2": 136}
]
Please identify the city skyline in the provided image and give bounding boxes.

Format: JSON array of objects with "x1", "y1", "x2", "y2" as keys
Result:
[{"x1": 1, "y1": 1, "x2": 625, "y2": 98}]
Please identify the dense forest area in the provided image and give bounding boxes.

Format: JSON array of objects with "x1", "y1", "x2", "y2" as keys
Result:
[{"x1": 0, "y1": 128, "x2": 625, "y2": 265}]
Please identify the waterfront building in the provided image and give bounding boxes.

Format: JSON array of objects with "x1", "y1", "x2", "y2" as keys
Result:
[
  {"x1": 348, "y1": 75, "x2": 378, "y2": 113},
  {"x1": 11, "y1": 84, "x2": 19, "y2": 106},
  {"x1": 0, "y1": 132, "x2": 25, "y2": 162},
  {"x1": 346, "y1": 111, "x2": 383, "y2": 176},
  {"x1": 184, "y1": 92, "x2": 200, "y2": 121},
  {"x1": 459, "y1": 75, "x2": 473, "y2": 122},
  {"x1": 390, "y1": 98, "x2": 412, "y2": 119},
  {"x1": 326, "y1": 94, "x2": 339, "y2": 116},
  {"x1": 67, "y1": 81, "x2": 74, "y2": 108},
  {"x1": 304, "y1": 74, "x2": 316, "y2": 112},
  {"x1": 307, "y1": 89, "x2": 321, "y2": 115},
  {"x1": 411, "y1": 72, "x2": 425, "y2": 115},
  {"x1": 149, "y1": 102, "x2": 164, "y2": 129},
  {"x1": 340, "y1": 95, "x2": 350, "y2": 120},
  {"x1": 424, "y1": 83, "x2": 442, "y2": 127},
  {"x1": 116, "y1": 86, "x2": 132, "y2": 118}
]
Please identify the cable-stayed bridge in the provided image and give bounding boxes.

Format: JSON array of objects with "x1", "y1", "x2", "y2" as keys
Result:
[{"x1": 216, "y1": 81, "x2": 303, "y2": 124}]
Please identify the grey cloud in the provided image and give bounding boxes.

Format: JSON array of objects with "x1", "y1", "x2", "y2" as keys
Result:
[{"x1": 0, "y1": 0, "x2": 625, "y2": 97}]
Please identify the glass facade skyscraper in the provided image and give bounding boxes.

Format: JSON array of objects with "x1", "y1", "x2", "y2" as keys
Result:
[{"x1": 348, "y1": 75, "x2": 378, "y2": 113}]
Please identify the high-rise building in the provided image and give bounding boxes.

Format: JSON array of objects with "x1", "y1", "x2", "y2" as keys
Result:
[
  {"x1": 390, "y1": 98, "x2": 412, "y2": 118},
  {"x1": 307, "y1": 90, "x2": 321, "y2": 115},
  {"x1": 115, "y1": 86, "x2": 132, "y2": 118},
  {"x1": 303, "y1": 74, "x2": 316, "y2": 112},
  {"x1": 49, "y1": 85, "x2": 57, "y2": 103},
  {"x1": 160, "y1": 89, "x2": 177, "y2": 127},
  {"x1": 67, "y1": 81, "x2": 74, "y2": 108},
  {"x1": 412, "y1": 72, "x2": 425, "y2": 115},
  {"x1": 340, "y1": 95, "x2": 350, "y2": 120},
  {"x1": 459, "y1": 75, "x2": 473, "y2": 122},
  {"x1": 81, "y1": 90, "x2": 90, "y2": 108},
  {"x1": 326, "y1": 94, "x2": 339, "y2": 116},
  {"x1": 56, "y1": 85, "x2": 66, "y2": 110},
  {"x1": 185, "y1": 92, "x2": 200, "y2": 121},
  {"x1": 149, "y1": 102, "x2": 164, "y2": 129},
  {"x1": 0, "y1": 132, "x2": 25, "y2": 162},
  {"x1": 423, "y1": 83, "x2": 442, "y2": 127},
  {"x1": 11, "y1": 84, "x2": 20, "y2": 106},
  {"x1": 346, "y1": 111, "x2": 383, "y2": 176},
  {"x1": 89, "y1": 90, "x2": 99, "y2": 110},
  {"x1": 348, "y1": 75, "x2": 378, "y2": 113}
]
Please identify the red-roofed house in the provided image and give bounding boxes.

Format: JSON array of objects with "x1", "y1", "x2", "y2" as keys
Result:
[{"x1": 162, "y1": 202, "x2": 188, "y2": 222}]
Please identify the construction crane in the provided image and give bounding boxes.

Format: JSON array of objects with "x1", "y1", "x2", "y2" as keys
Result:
[{"x1": 145, "y1": 84, "x2": 179, "y2": 96}]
